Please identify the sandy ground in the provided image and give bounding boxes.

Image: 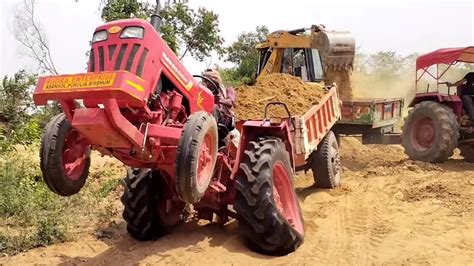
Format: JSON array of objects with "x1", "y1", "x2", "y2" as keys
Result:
[{"x1": 1, "y1": 138, "x2": 473, "y2": 265}]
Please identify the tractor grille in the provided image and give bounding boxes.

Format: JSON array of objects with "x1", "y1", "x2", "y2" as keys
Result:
[{"x1": 89, "y1": 43, "x2": 149, "y2": 78}]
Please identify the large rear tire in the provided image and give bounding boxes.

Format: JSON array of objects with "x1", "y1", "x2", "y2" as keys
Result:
[
  {"x1": 402, "y1": 101, "x2": 459, "y2": 163},
  {"x1": 40, "y1": 113, "x2": 91, "y2": 196},
  {"x1": 121, "y1": 168, "x2": 186, "y2": 241},
  {"x1": 235, "y1": 138, "x2": 304, "y2": 256},
  {"x1": 176, "y1": 111, "x2": 218, "y2": 204},
  {"x1": 311, "y1": 131, "x2": 342, "y2": 188}
]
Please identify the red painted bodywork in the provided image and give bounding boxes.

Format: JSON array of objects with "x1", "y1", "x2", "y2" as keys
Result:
[
  {"x1": 89, "y1": 19, "x2": 215, "y2": 113},
  {"x1": 33, "y1": 19, "x2": 217, "y2": 175},
  {"x1": 235, "y1": 86, "x2": 341, "y2": 169},
  {"x1": 409, "y1": 92, "x2": 463, "y2": 117}
]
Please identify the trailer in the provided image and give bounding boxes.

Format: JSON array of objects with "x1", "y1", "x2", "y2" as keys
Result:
[
  {"x1": 333, "y1": 98, "x2": 404, "y2": 144},
  {"x1": 236, "y1": 86, "x2": 342, "y2": 188}
]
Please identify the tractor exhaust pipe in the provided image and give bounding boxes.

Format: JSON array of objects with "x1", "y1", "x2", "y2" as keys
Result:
[{"x1": 150, "y1": 0, "x2": 162, "y2": 32}]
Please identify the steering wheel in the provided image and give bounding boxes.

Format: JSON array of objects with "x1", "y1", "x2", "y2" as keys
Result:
[
  {"x1": 439, "y1": 81, "x2": 453, "y2": 87},
  {"x1": 193, "y1": 75, "x2": 219, "y2": 95}
]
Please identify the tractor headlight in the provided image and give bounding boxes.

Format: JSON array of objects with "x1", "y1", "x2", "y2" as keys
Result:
[
  {"x1": 92, "y1": 30, "x2": 108, "y2": 43},
  {"x1": 120, "y1": 26, "x2": 144, "y2": 39}
]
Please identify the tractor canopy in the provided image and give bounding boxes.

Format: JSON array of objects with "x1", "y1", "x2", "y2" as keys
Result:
[
  {"x1": 411, "y1": 47, "x2": 474, "y2": 110},
  {"x1": 416, "y1": 46, "x2": 474, "y2": 70}
]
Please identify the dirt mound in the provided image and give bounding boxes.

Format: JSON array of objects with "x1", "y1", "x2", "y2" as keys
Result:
[
  {"x1": 403, "y1": 183, "x2": 460, "y2": 202},
  {"x1": 340, "y1": 137, "x2": 406, "y2": 171},
  {"x1": 234, "y1": 73, "x2": 326, "y2": 120}
]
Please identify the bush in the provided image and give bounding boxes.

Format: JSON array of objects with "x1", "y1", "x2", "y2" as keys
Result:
[
  {"x1": 0, "y1": 219, "x2": 65, "y2": 254},
  {"x1": 97, "y1": 178, "x2": 122, "y2": 198}
]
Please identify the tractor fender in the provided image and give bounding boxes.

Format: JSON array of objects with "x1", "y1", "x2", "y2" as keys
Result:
[
  {"x1": 409, "y1": 93, "x2": 463, "y2": 117},
  {"x1": 232, "y1": 120, "x2": 295, "y2": 177}
]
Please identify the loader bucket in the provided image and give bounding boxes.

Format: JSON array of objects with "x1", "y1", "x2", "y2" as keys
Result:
[{"x1": 314, "y1": 29, "x2": 355, "y2": 71}]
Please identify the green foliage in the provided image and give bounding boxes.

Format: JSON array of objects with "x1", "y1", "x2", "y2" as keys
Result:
[
  {"x1": 101, "y1": 0, "x2": 152, "y2": 22},
  {"x1": 0, "y1": 70, "x2": 40, "y2": 151},
  {"x1": 162, "y1": 5, "x2": 224, "y2": 60},
  {"x1": 35, "y1": 218, "x2": 66, "y2": 246},
  {"x1": 100, "y1": 1, "x2": 223, "y2": 60},
  {"x1": 218, "y1": 67, "x2": 244, "y2": 87},
  {"x1": 0, "y1": 151, "x2": 67, "y2": 254},
  {"x1": 0, "y1": 148, "x2": 125, "y2": 255},
  {"x1": 96, "y1": 178, "x2": 121, "y2": 198},
  {"x1": 32, "y1": 103, "x2": 62, "y2": 129},
  {"x1": 0, "y1": 153, "x2": 60, "y2": 222},
  {"x1": 355, "y1": 51, "x2": 418, "y2": 75},
  {"x1": 222, "y1": 26, "x2": 269, "y2": 85},
  {"x1": 0, "y1": 219, "x2": 65, "y2": 254}
]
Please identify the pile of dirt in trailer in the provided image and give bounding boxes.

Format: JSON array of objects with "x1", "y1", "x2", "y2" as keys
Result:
[
  {"x1": 234, "y1": 73, "x2": 327, "y2": 120},
  {"x1": 325, "y1": 69, "x2": 353, "y2": 101}
]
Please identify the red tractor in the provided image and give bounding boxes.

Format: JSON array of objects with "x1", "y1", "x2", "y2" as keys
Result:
[
  {"x1": 33, "y1": 4, "x2": 304, "y2": 255},
  {"x1": 402, "y1": 46, "x2": 474, "y2": 163}
]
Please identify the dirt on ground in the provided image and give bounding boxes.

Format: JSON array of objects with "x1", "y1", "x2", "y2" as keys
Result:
[
  {"x1": 234, "y1": 73, "x2": 326, "y2": 120},
  {"x1": 1, "y1": 138, "x2": 473, "y2": 265}
]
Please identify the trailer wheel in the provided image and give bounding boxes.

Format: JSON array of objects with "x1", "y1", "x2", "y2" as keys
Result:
[
  {"x1": 176, "y1": 111, "x2": 218, "y2": 204},
  {"x1": 402, "y1": 101, "x2": 459, "y2": 163},
  {"x1": 121, "y1": 168, "x2": 186, "y2": 241},
  {"x1": 459, "y1": 144, "x2": 474, "y2": 162},
  {"x1": 235, "y1": 138, "x2": 304, "y2": 256},
  {"x1": 311, "y1": 131, "x2": 342, "y2": 189},
  {"x1": 40, "y1": 113, "x2": 91, "y2": 196}
]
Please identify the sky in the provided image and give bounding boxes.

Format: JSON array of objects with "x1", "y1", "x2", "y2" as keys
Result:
[{"x1": 0, "y1": 0, "x2": 473, "y2": 77}]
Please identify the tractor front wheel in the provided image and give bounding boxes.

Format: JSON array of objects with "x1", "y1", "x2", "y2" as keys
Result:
[
  {"x1": 176, "y1": 111, "x2": 218, "y2": 204},
  {"x1": 311, "y1": 131, "x2": 342, "y2": 188},
  {"x1": 121, "y1": 168, "x2": 187, "y2": 241},
  {"x1": 235, "y1": 138, "x2": 304, "y2": 256},
  {"x1": 402, "y1": 101, "x2": 459, "y2": 163},
  {"x1": 40, "y1": 113, "x2": 91, "y2": 196}
]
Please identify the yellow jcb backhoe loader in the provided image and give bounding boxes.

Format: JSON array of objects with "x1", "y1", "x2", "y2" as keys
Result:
[{"x1": 255, "y1": 25, "x2": 403, "y2": 144}]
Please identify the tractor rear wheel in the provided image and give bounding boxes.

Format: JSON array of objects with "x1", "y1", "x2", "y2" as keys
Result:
[
  {"x1": 311, "y1": 131, "x2": 342, "y2": 188},
  {"x1": 402, "y1": 101, "x2": 459, "y2": 163},
  {"x1": 40, "y1": 113, "x2": 91, "y2": 196},
  {"x1": 121, "y1": 168, "x2": 186, "y2": 241},
  {"x1": 176, "y1": 111, "x2": 218, "y2": 204},
  {"x1": 235, "y1": 138, "x2": 304, "y2": 256},
  {"x1": 459, "y1": 144, "x2": 474, "y2": 162}
]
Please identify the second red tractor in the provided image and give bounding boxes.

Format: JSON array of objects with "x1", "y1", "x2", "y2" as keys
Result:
[{"x1": 402, "y1": 46, "x2": 474, "y2": 163}]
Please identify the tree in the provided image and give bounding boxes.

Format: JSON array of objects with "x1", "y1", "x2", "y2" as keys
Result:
[
  {"x1": 0, "y1": 71, "x2": 41, "y2": 150},
  {"x1": 100, "y1": 0, "x2": 224, "y2": 60},
  {"x1": 13, "y1": 0, "x2": 58, "y2": 75},
  {"x1": 366, "y1": 51, "x2": 406, "y2": 75},
  {"x1": 223, "y1": 26, "x2": 269, "y2": 85},
  {"x1": 101, "y1": 0, "x2": 152, "y2": 22}
]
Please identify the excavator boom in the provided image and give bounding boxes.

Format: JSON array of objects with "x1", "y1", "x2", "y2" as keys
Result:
[{"x1": 256, "y1": 25, "x2": 355, "y2": 80}]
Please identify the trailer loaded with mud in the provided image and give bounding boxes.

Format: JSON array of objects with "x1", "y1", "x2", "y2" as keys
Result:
[{"x1": 235, "y1": 73, "x2": 343, "y2": 187}]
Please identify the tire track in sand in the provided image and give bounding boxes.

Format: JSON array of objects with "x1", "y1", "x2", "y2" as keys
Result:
[{"x1": 321, "y1": 180, "x2": 396, "y2": 265}]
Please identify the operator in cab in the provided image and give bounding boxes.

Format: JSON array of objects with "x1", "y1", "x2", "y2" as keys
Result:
[
  {"x1": 449, "y1": 72, "x2": 474, "y2": 120},
  {"x1": 201, "y1": 69, "x2": 240, "y2": 148}
]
